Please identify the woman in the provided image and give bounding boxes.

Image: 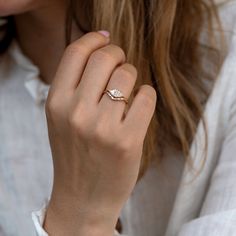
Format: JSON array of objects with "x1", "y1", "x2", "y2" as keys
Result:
[{"x1": 0, "y1": 0, "x2": 236, "y2": 235}]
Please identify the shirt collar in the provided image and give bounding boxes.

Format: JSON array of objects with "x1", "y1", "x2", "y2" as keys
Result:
[{"x1": 8, "y1": 41, "x2": 50, "y2": 105}]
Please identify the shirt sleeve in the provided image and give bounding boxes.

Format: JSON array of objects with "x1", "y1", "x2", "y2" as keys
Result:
[{"x1": 31, "y1": 203, "x2": 124, "y2": 236}]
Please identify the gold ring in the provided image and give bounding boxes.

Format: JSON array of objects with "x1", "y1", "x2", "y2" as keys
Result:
[{"x1": 103, "y1": 89, "x2": 128, "y2": 104}]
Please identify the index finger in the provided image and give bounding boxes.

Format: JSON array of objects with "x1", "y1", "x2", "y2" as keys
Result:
[{"x1": 51, "y1": 31, "x2": 110, "y2": 93}]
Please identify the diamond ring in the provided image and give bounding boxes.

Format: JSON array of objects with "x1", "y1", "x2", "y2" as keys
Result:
[{"x1": 103, "y1": 89, "x2": 128, "y2": 104}]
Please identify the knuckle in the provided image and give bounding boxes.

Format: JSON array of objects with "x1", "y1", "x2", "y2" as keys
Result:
[
  {"x1": 90, "y1": 44, "x2": 126, "y2": 63},
  {"x1": 140, "y1": 94, "x2": 154, "y2": 108},
  {"x1": 91, "y1": 123, "x2": 108, "y2": 144},
  {"x1": 117, "y1": 137, "x2": 136, "y2": 155},
  {"x1": 139, "y1": 86, "x2": 157, "y2": 107},
  {"x1": 88, "y1": 122, "x2": 137, "y2": 156},
  {"x1": 116, "y1": 64, "x2": 137, "y2": 81},
  {"x1": 90, "y1": 49, "x2": 115, "y2": 63},
  {"x1": 45, "y1": 94, "x2": 61, "y2": 117},
  {"x1": 68, "y1": 105, "x2": 87, "y2": 133},
  {"x1": 68, "y1": 113, "x2": 87, "y2": 138},
  {"x1": 68, "y1": 110, "x2": 78, "y2": 128},
  {"x1": 65, "y1": 42, "x2": 88, "y2": 57},
  {"x1": 107, "y1": 44, "x2": 126, "y2": 59}
]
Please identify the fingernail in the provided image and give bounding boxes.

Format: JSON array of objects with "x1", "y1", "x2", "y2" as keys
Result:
[{"x1": 97, "y1": 30, "x2": 110, "y2": 38}]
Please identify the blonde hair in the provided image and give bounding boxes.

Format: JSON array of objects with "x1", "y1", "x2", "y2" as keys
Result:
[{"x1": 64, "y1": 0, "x2": 224, "y2": 180}]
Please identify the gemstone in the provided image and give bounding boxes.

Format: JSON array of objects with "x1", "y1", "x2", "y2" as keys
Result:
[{"x1": 109, "y1": 89, "x2": 123, "y2": 98}]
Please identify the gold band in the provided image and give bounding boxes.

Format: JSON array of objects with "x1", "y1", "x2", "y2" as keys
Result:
[{"x1": 103, "y1": 89, "x2": 128, "y2": 104}]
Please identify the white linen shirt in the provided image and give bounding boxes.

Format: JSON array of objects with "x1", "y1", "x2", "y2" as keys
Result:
[{"x1": 0, "y1": 1, "x2": 236, "y2": 236}]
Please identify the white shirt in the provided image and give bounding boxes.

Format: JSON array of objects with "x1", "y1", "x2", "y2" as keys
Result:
[
  {"x1": 0, "y1": 1, "x2": 236, "y2": 236},
  {"x1": 0, "y1": 40, "x2": 53, "y2": 235}
]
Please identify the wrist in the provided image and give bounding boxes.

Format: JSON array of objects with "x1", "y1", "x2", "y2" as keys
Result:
[{"x1": 43, "y1": 193, "x2": 119, "y2": 236}]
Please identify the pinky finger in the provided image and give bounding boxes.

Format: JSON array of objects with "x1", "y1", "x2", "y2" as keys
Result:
[{"x1": 123, "y1": 85, "x2": 157, "y2": 142}]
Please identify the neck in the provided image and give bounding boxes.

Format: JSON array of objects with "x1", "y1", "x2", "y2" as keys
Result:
[{"x1": 14, "y1": 3, "x2": 84, "y2": 84}]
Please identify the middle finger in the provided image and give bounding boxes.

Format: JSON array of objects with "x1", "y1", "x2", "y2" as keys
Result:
[{"x1": 75, "y1": 44, "x2": 126, "y2": 105}]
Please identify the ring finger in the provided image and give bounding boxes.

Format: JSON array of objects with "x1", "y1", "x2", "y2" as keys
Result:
[{"x1": 99, "y1": 63, "x2": 137, "y2": 122}]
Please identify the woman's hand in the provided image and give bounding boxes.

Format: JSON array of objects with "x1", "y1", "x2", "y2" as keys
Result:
[{"x1": 44, "y1": 31, "x2": 157, "y2": 236}]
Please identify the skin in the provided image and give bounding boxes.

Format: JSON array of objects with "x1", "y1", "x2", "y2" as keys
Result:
[
  {"x1": 1, "y1": 1, "x2": 157, "y2": 235},
  {"x1": 0, "y1": 0, "x2": 48, "y2": 16}
]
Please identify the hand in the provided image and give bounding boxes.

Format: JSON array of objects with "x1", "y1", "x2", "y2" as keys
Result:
[{"x1": 44, "y1": 31, "x2": 157, "y2": 236}]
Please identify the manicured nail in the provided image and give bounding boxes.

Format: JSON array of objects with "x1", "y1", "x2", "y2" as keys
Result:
[{"x1": 97, "y1": 30, "x2": 110, "y2": 38}]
